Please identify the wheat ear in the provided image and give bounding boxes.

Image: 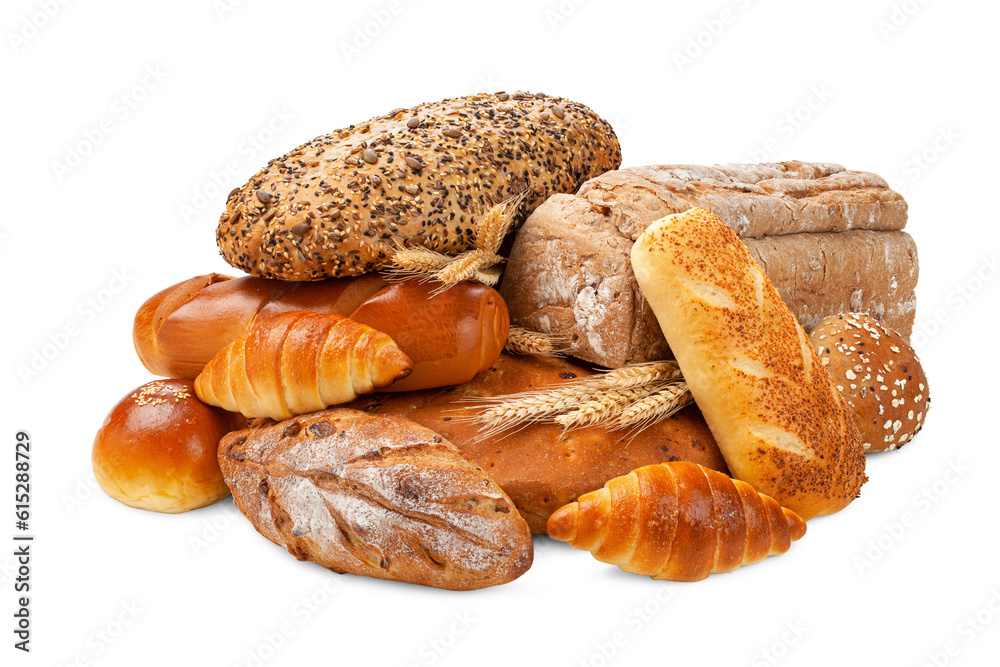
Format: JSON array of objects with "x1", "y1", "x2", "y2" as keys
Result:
[{"x1": 504, "y1": 327, "x2": 570, "y2": 356}]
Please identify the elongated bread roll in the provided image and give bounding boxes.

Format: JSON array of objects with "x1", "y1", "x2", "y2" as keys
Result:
[{"x1": 630, "y1": 208, "x2": 866, "y2": 520}]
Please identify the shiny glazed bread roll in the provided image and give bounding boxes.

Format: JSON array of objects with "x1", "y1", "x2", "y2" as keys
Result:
[
  {"x1": 132, "y1": 274, "x2": 508, "y2": 391},
  {"x1": 92, "y1": 380, "x2": 244, "y2": 513}
]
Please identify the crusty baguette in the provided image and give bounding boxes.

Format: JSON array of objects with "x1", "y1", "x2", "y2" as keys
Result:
[
  {"x1": 133, "y1": 274, "x2": 508, "y2": 391},
  {"x1": 348, "y1": 353, "x2": 728, "y2": 533},
  {"x1": 630, "y1": 208, "x2": 866, "y2": 520},
  {"x1": 219, "y1": 409, "x2": 533, "y2": 590},
  {"x1": 217, "y1": 91, "x2": 621, "y2": 280},
  {"x1": 547, "y1": 462, "x2": 806, "y2": 581},
  {"x1": 500, "y1": 161, "x2": 917, "y2": 368},
  {"x1": 195, "y1": 312, "x2": 411, "y2": 420}
]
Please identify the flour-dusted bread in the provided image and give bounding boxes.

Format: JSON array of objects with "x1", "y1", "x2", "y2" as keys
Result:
[
  {"x1": 500, "y1": 161, "x2": 917, "y2": 368},
  {"x1": 217, "y1": 92, "x2": 621, "y2": 280},
  {"x1": 630, "y1": 208, "x2": 866, "y2": 520},
  {"x1": 219, "y1": 409, "x2": 533, "y2": 590}
]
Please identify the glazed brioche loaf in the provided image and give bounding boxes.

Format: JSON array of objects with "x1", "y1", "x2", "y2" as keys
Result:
[
  {"x1": 220, "y1": 409, "x2": 533, "y2": 590},
  {"x1": 500, "y1": 161, "x2": 917, "y2": 368},
  {"x1": 217, "y1": 92, "x2": 622, "y2": 280},
  {"x1": 133, "y1": 273, "x2": 509, "y2": 392},
  {"x1": 631, "y1": 208, "x2": 866, "y2": 520},
  {"x1": 349, "y1": 353, "x2": 728, "y2": 533}
]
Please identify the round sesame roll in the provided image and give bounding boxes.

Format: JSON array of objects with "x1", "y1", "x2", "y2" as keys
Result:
[
  {"x1": 809, "y1": 312, "x2": 930, "y2": 452},
  {"x1": 216, "y1": 92, "x2": 622, "y2": 281}
]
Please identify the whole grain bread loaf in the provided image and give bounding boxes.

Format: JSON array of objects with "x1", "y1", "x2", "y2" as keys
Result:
[
  {"x1": 348, "y1": 353, "x2": 727, "y2": 534},
  {"x1": 500, "y1": 162, "x2": 917, "y2": 368},
  {"x1": 217, "y1": 92, "x2": 621, "y2": 280}
]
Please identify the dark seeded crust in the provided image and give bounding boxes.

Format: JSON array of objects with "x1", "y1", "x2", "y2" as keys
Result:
[
  {"x1": 219, "y1": 409, "x2": 533, "y2": 590},
  {"x1": 809, "y1": 313, "x2": 930, "y2": 452},
  {"x1": 216, "y1": 91, "x2": 622, "y2": 280}
]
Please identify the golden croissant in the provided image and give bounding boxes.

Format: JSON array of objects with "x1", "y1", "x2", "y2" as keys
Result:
[
  {"x1": 194, "y1": 311, "x2": 411, "y2": 420},
  {"x1": 547, "y1": 461, "x2": 806, "y2": 581}
]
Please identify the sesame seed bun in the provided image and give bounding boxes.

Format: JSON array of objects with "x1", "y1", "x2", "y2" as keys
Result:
[
  {"x1": 810, "y1": 313, "x2": 930, "y2": 452},
  {"x1": 92, "y1": 380, "x2": 244, "y2": 512}
]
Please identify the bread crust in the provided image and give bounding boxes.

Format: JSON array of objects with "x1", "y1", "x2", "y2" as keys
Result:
[
  {"x1": 348, "y1": 353, "x2": 728, "y2": 533},
  {"x1": 219, "y1": 409, "x2": 533, "y2": 590},
  {"x1": 500, "y1": 162, "x2": 917, "y2": 368},
  {"x1": 630, "y1": 208, "x2": 866, "y2": 520},
  {"x1": 216, "y1": 92, "x2": 621, "y2": 280}
]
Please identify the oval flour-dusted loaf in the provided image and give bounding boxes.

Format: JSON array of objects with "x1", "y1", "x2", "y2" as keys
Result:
[
  {"x1": 219, "y1": 409, "x2": 533, "y2": 590},
  {"x1": 216, "y1": 91, "x2": 621, "y2": 280}
]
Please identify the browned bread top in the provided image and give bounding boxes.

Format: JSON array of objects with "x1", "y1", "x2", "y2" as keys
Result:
[
  {"x1": 349, "y1": 353, "x2": 728, "y2": 533},
  {"x1": 216, "y1": 92, "x2": 621, "y2": 280},
  {"x1": 219, "y1": 409, "x2": 533, "y2": 590},
  {"x1": 575, "y1": 161, "x2": 907, "y2": 237}
]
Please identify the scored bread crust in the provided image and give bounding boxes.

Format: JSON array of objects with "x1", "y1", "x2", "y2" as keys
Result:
[
  {"x1": 216, "y1": 92, "x2": 621, "y2": 280},
  {"x1": 219, "y1": 409, "x2": 533, "y2": 590},
  {"x1": 630, "y1": 208, "x2": 866, "y2": 520}
]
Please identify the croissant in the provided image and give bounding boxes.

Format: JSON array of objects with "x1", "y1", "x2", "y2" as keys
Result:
[
  {"x1": 547, "y1": 461, "x2": 806, "y2": 581},
  {"x1": 194, "y1": 311, "x2": 411, "y2": 420}
]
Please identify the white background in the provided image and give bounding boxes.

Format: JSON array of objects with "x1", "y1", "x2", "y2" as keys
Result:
[{"x1": 2, "y1": 0, "x2": 998, "y2": 666}]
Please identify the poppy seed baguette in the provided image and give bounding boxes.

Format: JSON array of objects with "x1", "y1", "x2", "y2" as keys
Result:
[{"x1": 216, "y1": 91, "x2": 622, "y2": 280}]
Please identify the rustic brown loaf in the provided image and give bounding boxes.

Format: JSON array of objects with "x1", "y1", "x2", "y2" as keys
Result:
[
  {"x1": 133, "y1": 274, "x2": 508, "y2": 391},
  {"x1": 217, "y1": 91, "x2": 622, "y2": 280},
  {"x1": 810, "y1": 312, "x2": 930, "y2": 452},
  {"x1": 195, "y1": 312, "x2": 412, "y2": 420},
  {"x1": 547, "y1": 462, "x2": 807, "y2": 581},
  {"x1": 219, "y1": 409, "x2": 533, "y2": 590},
  {"x1": 631, "y1": 208, "x2": 866, "y2": 520},
  {"x1": 348, "y1": 353, "x2": 728, "y2": 533},
  {"x1": 500, "y1": 161, "x2": 917, "y2": 368}
]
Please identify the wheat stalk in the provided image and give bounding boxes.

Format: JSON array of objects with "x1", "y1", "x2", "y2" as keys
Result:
[
  {"x1": 460, "y1": 360, "x2": 691, "y2": 438},
  {"x1": 553, "y1": 385, "x2": 665, "y2": 430},
  {"x1": 384, "y1": 190, "x2": 524, "y2": 292},
  {"x1": 504, "y1": 327, "x2": 569, "y2": 356},
  {"x1": 613, "y1": 383, "x2": 692, "y2": 431}
]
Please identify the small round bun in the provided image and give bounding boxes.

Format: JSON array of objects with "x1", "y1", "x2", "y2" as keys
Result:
[
  {"x1": 93, "y1": 379, "x2": 244, "y2": 512},
  {"x1": 809, "y1": 313, "x2": 930, "y2": 453}
]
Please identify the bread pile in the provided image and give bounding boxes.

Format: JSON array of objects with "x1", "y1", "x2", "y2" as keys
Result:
[{"x1": 92, "y1": 91, "x2": 931, "y2": 589}]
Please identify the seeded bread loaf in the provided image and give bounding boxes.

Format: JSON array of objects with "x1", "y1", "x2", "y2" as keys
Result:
[
  {"x1": 217, "y1": 92, "x2": 621, "y2": 280},
  {"x1": 349, "y1": 353, "x2": 728, "y2": 534},
  {"x1": 220, "y1": 409, "x2": 533, "y2": 590},
  {"x1": 500, "y1": 161, "x2": 917, "y2": 368}
]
